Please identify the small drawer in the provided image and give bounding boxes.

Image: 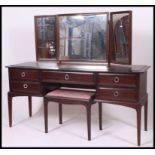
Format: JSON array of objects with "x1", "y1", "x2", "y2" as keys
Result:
[
  {"x1": 96, "y1": 87, "x2": 137, "y2": 102},
  {"x1": 9, "y1": 69, "x2": 39, "y2": 81},
  {"x1": 42, "y1": 71, "x2": 95, "y2": 85},
  {"x1": 98, "y1": 73, "x2": 137, "y2": 87},
  {"x1": 10, "y1": 81, "x2": 42, "y2": 94}
]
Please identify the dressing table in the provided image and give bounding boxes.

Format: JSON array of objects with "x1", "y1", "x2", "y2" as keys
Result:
[{"x1": 7, "y1": 11, "x2": 150, "y2": 146}]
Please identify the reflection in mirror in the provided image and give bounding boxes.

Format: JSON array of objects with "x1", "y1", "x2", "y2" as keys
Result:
[
  {"x1": 111, "y1": 12, "x2": 131, "y2": 64},
  {"x1": 35, "y1": 16, "x2": 56, "y2": 60},
  {"x1": 58, "y1": 14, "x2": 108, "y2": 61}
]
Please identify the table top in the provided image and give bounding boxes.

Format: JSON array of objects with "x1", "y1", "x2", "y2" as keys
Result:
[{"x1": 6, "y1": 61, "x2": 150, "y2": 73}]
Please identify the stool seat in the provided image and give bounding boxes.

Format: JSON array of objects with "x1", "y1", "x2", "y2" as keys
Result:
[{"x1": 46, "y1": 89, "x2": 95, "y2": 101}]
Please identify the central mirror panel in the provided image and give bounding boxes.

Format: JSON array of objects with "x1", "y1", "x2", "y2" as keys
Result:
[{"x1": 58, "y1": 13, "x2": 108, "y2": 62}]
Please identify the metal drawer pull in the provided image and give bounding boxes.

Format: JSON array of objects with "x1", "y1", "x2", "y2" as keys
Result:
[
  {"x1": 65, "y1": 74, "x2": 69, "y2": 80},
  {"x1": 21, "y1": 72, "x2": 26, "y2": 77},
  {"x1": 113, "y1": 91, "x2": 119, "y2": 97},
  {"x1": 23, "y1": 84, "x2": 28, "y2": 89},
  {"x1": 113, "y1": 76, "x2": 119, "y2": 83}
]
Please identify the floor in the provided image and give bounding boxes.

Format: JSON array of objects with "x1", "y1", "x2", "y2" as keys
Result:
[{"x1": 2, "y1": 102, "x2": 153, "y2": 148}]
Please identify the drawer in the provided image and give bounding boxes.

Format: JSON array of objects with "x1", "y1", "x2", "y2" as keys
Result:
[
  {"x1": 9, "y1": 69, "x2": 39, "y2": 81},
  {"x1": 98, "y1": 73, "x2": 137, "y2": 87},
  {"x1": 96, "y1": 87, "x2": 137, "y2": 102},
  {"x1": 10, "y1": 81, "x2": 42, "y2": 94},
  {"x1": 42, "y1": 71, "x2": 95, "y2": 85}
]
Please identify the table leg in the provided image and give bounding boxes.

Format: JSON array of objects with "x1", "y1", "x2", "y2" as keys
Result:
[
  {"x1": 44, "y1": 98, "x2": 48, "y2": 133},
  {"x1": 144, "y1": 97, "x2": 148, "y2": 131},
  {"x1": 136, "y1": 106, "x2": 142, "y2": 146},
  {"x1": 28, "y1": 96, "x2": 32, "y2": 117},
  {"x1": 59, "y1": 103, "x2": 62, "y2": 124},
  {"x1": 99, "y1": 102, "x2": 102, "y2": 130},
  {"x1": 8, "y1": 92, "x2": 12, "y2": 127},
  {"x1": 86, "y1": 104, "x2": 91, "y2": 141}
]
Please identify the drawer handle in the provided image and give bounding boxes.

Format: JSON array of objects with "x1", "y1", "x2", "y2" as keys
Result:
[
  {"x1": 113, "y1": 76, "x2": 119, "y2": 83},
  {"x1": 21, "y1": 72, "x2": 26, "y2": 77},
  {"x1": 65, "y1": 74, "x2": 69, "y2": 80},
  {"x1": 113, "y1": 91, "x2": 119, "y2": 97},
  {"x1": 23, "y1": 83, "x2": 28, "y2": 89}
]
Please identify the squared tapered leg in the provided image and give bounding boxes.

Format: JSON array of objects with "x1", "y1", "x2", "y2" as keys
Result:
[
  {"x1": 44, "y1": 98, "x2": 48, "y2": 133},
  {"x1": 86, "y1": 104, "x2": 91, "y2": 141},
  {"x1": 144, "y1": 96, "x2": 148, "y2": 131},
  {"x1": 98, "y1": 102, "x2": 102, "y2": 130},
  {"x1": 136, "y1": 106, "x2": 142, "y2": 146},
  {"x1": 8, "y1": 92, "x2": 12, "y2": 127},
  {"x1": 59, "y1": 103, "x2": 62, "y2": 124},
  {"x1": 28, "y1": 96, "x2": 32, "y2": 117}
]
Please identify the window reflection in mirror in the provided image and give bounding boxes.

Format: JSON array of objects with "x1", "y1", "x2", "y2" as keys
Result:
[
  {"x1": 58, "y1": 13, "x2": 108, "y2": 62},
  {"x1": 35, "y1": 16, "x2": 56, "y2": 60},
  {"x1": 111, "y1": 11, "x2": 132, "y2": 64}
]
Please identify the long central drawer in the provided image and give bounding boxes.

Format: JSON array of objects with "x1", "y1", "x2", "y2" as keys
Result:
[{"x1": 42, "y1": 71, "x2": 95, "y2": 85}]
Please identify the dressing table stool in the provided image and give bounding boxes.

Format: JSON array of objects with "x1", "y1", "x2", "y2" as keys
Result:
[{"x1": 44, "y1": 88, "x2": 98, "y2": 140}]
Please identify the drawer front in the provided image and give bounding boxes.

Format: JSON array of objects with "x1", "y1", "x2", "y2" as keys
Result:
[
  {"x1": 10, "y1": 81, "x2": 42, "y2": 94},
  {"x1": 42, "y1": 71, "x2": 95, "y2": 85},
  {"x1": 9, "y1": 69, "x2": 39, "y2": 81},
  {"x1": 98, "y1": 73, "x2": 137, "y2": 87},
  {"x1": 96, "y1": 87, "x2": 137, "y2": 102}
]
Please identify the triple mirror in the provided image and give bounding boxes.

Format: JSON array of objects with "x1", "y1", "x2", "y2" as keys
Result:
[{"x1": 34, "y1": 11, "x2": 132, "y2": 64}]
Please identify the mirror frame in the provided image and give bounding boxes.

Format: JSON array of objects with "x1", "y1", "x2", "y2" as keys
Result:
[
  {"x1": 56, "y1": 12, "x2": 109, "y2": 64},
  {"x1": 109, "y1": 11, "x2": 132, "y2": 65}
]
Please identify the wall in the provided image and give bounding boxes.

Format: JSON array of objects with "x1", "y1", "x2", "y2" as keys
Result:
[{"x1": 2, "y1": 7, "x2": 153, "y2": 130}]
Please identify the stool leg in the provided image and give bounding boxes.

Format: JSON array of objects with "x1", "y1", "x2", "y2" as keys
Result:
[
  {"x1": 86, "y1": 104, "x2": 91, "y2": 141},
  {"x1": 44, "y1": 98, "x2": 48, "y2": 133},
  {"x1": 99, "y1": 102, "x2": 102, "y2": 130},
  {"x1": 28, "y1": 96, "x2": 32, "y2": 117},
  {"x1": 59, "y1": 103, "x2": 62, "y2": 124}
]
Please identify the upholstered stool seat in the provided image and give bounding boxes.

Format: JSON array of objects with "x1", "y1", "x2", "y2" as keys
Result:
[
  {"x1": 46, "y1": 89, "x2": 95, "y2": 100},
  {"x1": 44, "y1": 88, "x2": 99, "y2": 140}
]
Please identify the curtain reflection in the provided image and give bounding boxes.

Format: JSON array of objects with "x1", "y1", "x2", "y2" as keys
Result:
[
  {"x1": 113, "y1": 15, "x2": 129, "y2": 61},
  {"x1": 37, "y1": 17, "x2": 55, "y2": 48},
  {"x1": 59, "y1": 15, "x2": 107, "y2": 60}
]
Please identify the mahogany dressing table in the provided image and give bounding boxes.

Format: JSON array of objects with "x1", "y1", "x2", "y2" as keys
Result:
[
  {"x1": 6, "y1": 11, "x2": 150, "y2": 146},
  {"x1": 7, "y1": 62, "x2": 149, "y2": 146}
]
